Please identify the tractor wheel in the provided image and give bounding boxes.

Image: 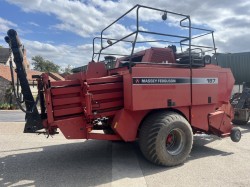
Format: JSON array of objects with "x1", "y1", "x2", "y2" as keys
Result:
[
  {"x1": 139, "y1": 111, "x2": 193, "y2": 166},
  {"x1": 230, "y1": 127, "x2": 241, "y2": 142}
]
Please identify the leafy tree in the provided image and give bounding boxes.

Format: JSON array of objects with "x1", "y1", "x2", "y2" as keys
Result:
[
  {"x1": 32, "y1": 55, "x2": 60, "y2": 73},
  {"x1": 62, "y1": 64, "x2": 72, "y2": 74}
]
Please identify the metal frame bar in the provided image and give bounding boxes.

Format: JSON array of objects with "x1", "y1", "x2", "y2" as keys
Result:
[
  {"x1": 92, "y1": 37, "x2": 133, "y2": 60},
  {"x1": 98, "y1": 31, "x2": 137, "y2": 61},
  {"x1": 181, "y1": 43, "x2": 216, "y2": 49},
  {"x1": 94, "y1": 4, "x2": 192, "y2": 62},
  {"x1": 92, "y1": 4, "x2": 217, "y2": 66}
]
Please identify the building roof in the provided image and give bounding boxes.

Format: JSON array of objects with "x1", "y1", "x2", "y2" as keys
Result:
[
  {"x1": 0, "y1": 64, "x2": 64, "y2": 83},
  {"x1": 48, "y1": 72, "x2": 65, "y2": 81},
  {"x1": 0, "y1": 48, "x2": 10, "y2": 64}
]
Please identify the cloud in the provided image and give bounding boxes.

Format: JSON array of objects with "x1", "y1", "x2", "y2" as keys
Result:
[
  {"x1": 130, "y1": 25, "x2": 148, "y2": 31},
  {"x1": 28, "y1": 22, "x2": 40, "y2": 27},
  {"x1": 22, "y1": 40, "x2": 92, "y2": 68},
  {"x1": 0, "y1": 17, "x2": 17, "y2": 33},
  {"x1": 4, "y1": 0, "x2": 250, "y2": 64},
  {"x1": 6, "y1": 0, "x2": 250, "y2": 50},
  {"x1": 6, "y1": 0, "x2": 114, "y2": 37}
]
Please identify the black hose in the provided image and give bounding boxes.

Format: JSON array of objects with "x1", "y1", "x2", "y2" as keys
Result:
[{"x1": 9, "y1": 50, "x2": 39, "y2": 113}]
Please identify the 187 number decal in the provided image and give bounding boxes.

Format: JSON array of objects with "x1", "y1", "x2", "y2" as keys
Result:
[{"x1": 207, "y1": 78, "x2": 216, "y2": 83}]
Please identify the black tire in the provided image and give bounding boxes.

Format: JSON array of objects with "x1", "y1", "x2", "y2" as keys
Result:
[
  {"x1": 139, "y1": 111, "x2": 193, "y2": 166},
  {"x1": 230, "y1": 127, "x2": 241, "y2": 142}
]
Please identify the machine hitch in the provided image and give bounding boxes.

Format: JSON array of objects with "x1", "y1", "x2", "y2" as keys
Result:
[{"x1": 5, "y1": 29, "x2": 43, "y2": 133}]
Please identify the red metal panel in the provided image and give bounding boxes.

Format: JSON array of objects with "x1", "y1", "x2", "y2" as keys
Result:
[
  {"x1": 50, "y1": 80, "x2": 80, "y2": 87},
  {"x1": 54, "y1": 107, "x2": 83, "y2": 117},
  {"x1": 92, "y1": 110, "x2": 118, "y2": 117},
  {"x1": 192, "y1": 68, "x2": 218, "y2": 105},
  {"x1": 220, "y1": 103, "x2": 234, "y2": 119},
  {"x1": 53, "y1": 103, "x2": 81, "y2": 110},
  {"x1": 108, "y1": 67, "x2": 128, "y2": 75},
  {"x1": 86, "y1": 61, "x2": 107, "y2": 79},
  {"x1": 208, "y1": 110, "x2": 232, "y2": 136},
  {"x1": 88, "y1": 82, "x2": 123, "y2": 92},
  {"x1": 52, "y1": 93, "x2": 80, "y2": 99},
  {"x1": 87, "y1": 76, "x2": 122, "y2": 85},
  {"x1": 142, "y1": 48, "x2": 176, "y2": 64},
  {"x1": 45, "y1": 87, "x2": 54, "y2": 123},
  {"x1": 208, "y1": 111, "x2": 223, "y2": 132},
  {"x1": 51, "y1": 86, "x2": 81, "y2": 95},
  {"x1": 191, "y1": 105, "x2": 215, "y2": 131},
  {"x1": 54, "y1": 114, "x2": 83, "y2": 121},
  {"x1": 85, "y1": 93, "x2": 92, "y2": 116},
  {"x1": 175, "y1": 106, "x2": 190, "y2": 122},
  {"x1": 93, "y1": 100, "x2": 123, "y2": 110},
  {"x1": 92, "y1": 91, "x2": 123, "y2": 100},
  {"x1": 111, "y1": 109, "x2": 149, "y2": 141},
  {"x1": 55, "y1": 116, "x2": 87, "y2": 139},
  {"x1": 52, "y1": 96, "x2": 81, "y2": 106},
  {"x1": 130, "y1": 66, "x2": 191, "y2": 110},
  {"x1": 123, "y1": 73, "x2": 132, "y2": 110},
  {"x1": 217, "y1": 68, "x2": 235, "y2": 106},
  {"x1": 42, "y1": 74, "x2": 54, "y2": 123}
]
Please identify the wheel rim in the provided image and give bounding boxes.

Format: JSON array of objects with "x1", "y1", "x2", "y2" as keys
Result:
[{"x1": 166, "y1": 128, "x2": 185, "y2": 156}]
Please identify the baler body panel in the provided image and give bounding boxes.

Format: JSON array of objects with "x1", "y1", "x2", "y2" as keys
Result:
[
  {"x1": 129, "y1": 65, "x2": 191, "y2": 110},
  {"x1": 40, "y1": 60, "x2": 235, "y2": 141}
]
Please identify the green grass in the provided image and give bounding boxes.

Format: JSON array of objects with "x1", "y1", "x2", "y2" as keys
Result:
[{"x1": 0, "y1": 103, "x2": 19, "y2": 110}]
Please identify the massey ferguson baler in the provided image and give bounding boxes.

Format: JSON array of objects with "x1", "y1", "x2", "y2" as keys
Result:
[{"x1": 5, "y1": 5, "x2": 241, "y2": 166}]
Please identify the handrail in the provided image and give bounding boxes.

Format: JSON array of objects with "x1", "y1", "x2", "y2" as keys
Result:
[
  {"x1": 98, "y1": 31, "x2": 137, "y2": 61},
  {"x1": 95, "y1": 5, "x2": 191, "y2": 62},
  {"x1": 92, "y1": 37, "x2": 132, "y2": 60},
  {"x1": 100, "y1": 4, "x2": 138, "y2": 49},
  {"x1": 181, "y1": 43, "x2": 216, "y2": 49},
  {"x1": 92, "y1": 4, "x2": 216, "y2": 67},
  {"x1": 138, "y1": 30, "x2": 189, "y2": 39}
]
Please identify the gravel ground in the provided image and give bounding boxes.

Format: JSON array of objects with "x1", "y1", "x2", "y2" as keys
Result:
[{"x1": 0, "y1": 119, "x2": 250, "y2": 186}]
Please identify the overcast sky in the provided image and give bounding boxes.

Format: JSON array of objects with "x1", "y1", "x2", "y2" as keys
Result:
[{"x1": 0, "y1": 0, "x2": 250, "y2": 69}]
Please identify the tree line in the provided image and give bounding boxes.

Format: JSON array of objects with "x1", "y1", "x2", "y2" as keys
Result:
[
  {"x1": 0, "y1": 45, "x2": 70, "y2": 73},
  {"x1": 31, "y1": 55, "x2": 72, "y2": 74}
]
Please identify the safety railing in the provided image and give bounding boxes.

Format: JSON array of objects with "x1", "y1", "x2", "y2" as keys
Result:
[{"x1": 92, "y1": 4, "x2": 217, "y2": 66}]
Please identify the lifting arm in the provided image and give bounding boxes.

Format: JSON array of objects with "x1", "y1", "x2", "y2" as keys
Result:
[{"x1": 5, "y1": 29, "x2": 43, "y2": 133}]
